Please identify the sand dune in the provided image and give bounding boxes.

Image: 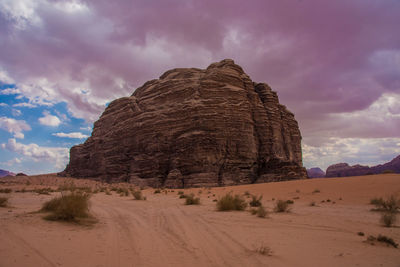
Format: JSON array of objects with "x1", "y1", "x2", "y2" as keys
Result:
[{"x1": 1, "y1": 174, "x2": 399, "y2": 266}]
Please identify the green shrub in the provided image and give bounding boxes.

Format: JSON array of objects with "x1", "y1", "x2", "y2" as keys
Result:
[
  {"x1": 274, "y1": 200, "x2": 290, "y2": 212},
  {"x1": 0, "y1": 197, "x2": 8, "y2": 207},
  {"x1": 381, "y1": 212, "x2": 397, "y2": 227},
  {"x1": 41, "y1": 192, "x2": 91, "y2": 222},
  {"x1": 216, "y1": 193, "x2": 247, "y2": 211},
  {"x1": 185, "y1": 194, "x2": 200, "y2": 205},
  {"x1": 249, "y1": 195, "x2": 263, "y2": 207}
]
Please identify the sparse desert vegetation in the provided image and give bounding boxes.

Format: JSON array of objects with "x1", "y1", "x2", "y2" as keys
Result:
[
  {"x1": 0, "y1": 197, "x2": 8, "y2": 207},
  {"x1": 184, "y1": 193, "x2": 200, "y2": 205},
  {"x1": 274, "y1": 200, "x2": 290, "y2": 212},
  {"x1": 0, "y1": 173, "x2": 399, "y2": 266},
  {"x1": 41, "y1": 192, "x2": 92, "y2": 223},
  {"x1": 216, "y1": 193, "x2": 247, "y2": 211},
  {"x1": 249, "y1": 195, "x2": 263, "y2": 207}
]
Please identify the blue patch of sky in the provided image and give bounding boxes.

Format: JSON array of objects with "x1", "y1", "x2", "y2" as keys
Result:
[{"x1": 1, "y1": 83, "x2": 92, "y2": 172}]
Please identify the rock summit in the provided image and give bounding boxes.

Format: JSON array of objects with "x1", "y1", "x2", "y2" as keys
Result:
[{"x1": 61, "y1": 59, "x2": 307, "y2": 187}]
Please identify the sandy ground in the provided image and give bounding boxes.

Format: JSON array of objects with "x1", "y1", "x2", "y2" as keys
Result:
[{"x1": 0, "y1": 174, "x2": 399, "y2": 267}]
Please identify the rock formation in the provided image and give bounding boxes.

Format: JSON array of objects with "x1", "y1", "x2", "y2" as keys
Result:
[
  {"x1": 0, "y1": 169, "x2": 15, "y2": 177},
  {"x1": 306, "y1": 167, "x2": 325, "y2": 178},
  {"x1": 325, "y1": 155, "x2": 400, "y2": 178},
  {"x1": 61, "y1": 59, "x2": 307, "y2": 187}
]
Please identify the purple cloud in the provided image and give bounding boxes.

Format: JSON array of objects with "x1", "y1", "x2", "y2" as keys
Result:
[{"x1": 0, "y1": 0, "x2": 399, "y2": 169}]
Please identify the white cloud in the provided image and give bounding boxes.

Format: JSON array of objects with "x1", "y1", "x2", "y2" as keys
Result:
[
  {"x1": 80, "y1": 126, "x2": 92, "y2": 131},
  {"x1": 4, "y1": 157, "x2": 22, "y2": 166},
  {"x1": 0, "y1": 88, "x2": 20, "y2": 95},
  {"x1": 53, "y1": 132, "x2": 89, "y2": 139},
  {"x1": 13, "y1": 102, "x2": 37, "y2": 108},
  {"x1": 1, "y1": 138, "x2": 69, "y2": 169},
  {"x1": 0, "y1": 69, "x2": 15, "y2": 84},
  {"x1": 12, "y1": 109, "x2": 22, "y2": 116},
  {"x1": 303, "y1": 137, "x2": 400, "y2": 170},
  {"x1": 38, "y1": 111, "x2": 61, "y2": 126},
  {"x1": 0, "y1": 116, "x2": 31, "y2": 139},
  {"x1": 0, "y1": 103, "x2": 8, "y2": 107}
]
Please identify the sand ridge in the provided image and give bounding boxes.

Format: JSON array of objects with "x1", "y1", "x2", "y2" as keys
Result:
[{"x1": 0, "y1": 174, "x2": 399, "y2": 266}]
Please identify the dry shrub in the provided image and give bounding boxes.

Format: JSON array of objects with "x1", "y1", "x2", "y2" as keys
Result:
[
  {"x1": 0, "y1": 188, "x2": 12, "y2": 193},
  {"x1": 41, "y1": 192, "x2": 91, "y2": 222},
  {"x1": 274, "y1": 200, "x2": 290, "y2": 212},
  {"x1": 381, "y1": 212, "x2": 397, "y2": 227},
  {"x1": 249, "y1": 195, "x2": 263, "y2": 207},
  {"x1": 257, "y1": 206, "x2": 268, "y2": 218},
  {"x1": 217, "y1": 193, "x2": 247, "y2": 211},
  {"x1": 132, "y1": 190, "x2": 145, "y2": 200},
  {"x1": 185, "y1": 194, "x2": 200, "y2": 205},
  {"x1": 0, "y1": 197, "x2": 8, "y2": 207}
]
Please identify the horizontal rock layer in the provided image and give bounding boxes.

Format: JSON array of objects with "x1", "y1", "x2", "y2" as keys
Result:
[{"x1": 62, "y1": 59, "x2": 307, "y2": 187}]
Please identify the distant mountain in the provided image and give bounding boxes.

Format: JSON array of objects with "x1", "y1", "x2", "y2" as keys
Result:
[
  {"x1": 0, "y1": 169, "x2": 15, "y2": 177},
  {"x1": 325, "y1": 155, "x2": 400, "y2": 178},
  {"x1": 307, "y1": 167, "x2": 326, "y2": 178}
]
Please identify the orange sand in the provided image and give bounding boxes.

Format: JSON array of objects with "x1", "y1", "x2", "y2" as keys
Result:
[{"x1": 1, "y1": 174, "x2": 399, "y2": 266}]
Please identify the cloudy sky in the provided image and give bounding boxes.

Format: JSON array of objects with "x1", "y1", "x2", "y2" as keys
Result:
[{"x1": 0, "y1": 0, "x2": 399, "y2": 174}]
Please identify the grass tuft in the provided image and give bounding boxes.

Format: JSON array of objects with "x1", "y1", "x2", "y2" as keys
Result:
[
  {"x1": 274, "y1": 200, "x2": 290, "y2": 212},
  {"x1": 41, "y1": 192, "x2": 91, "y2": 222},
  {"x1": 132, "y1": 190, "x2": 145, "y2": 200},
  {"x1": 184, "y1": 193, "x2": 200, "y2": 205},
  {"x1": 217, "y1": 193, "x2": 247, "y2": 211},
  {"x1": 249, "y1": 195, "x2": 263, "y2": 207},
  {"x1": 381, "y1": 212, "x2": 397, "y2": 227}
]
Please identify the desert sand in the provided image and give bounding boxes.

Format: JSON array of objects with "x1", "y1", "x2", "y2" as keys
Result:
[{"x1": 0, "y1": 174, "x2": 399, "y2": 267}]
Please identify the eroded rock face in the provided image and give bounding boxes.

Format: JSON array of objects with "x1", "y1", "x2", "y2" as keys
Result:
[
  {"x1": 325, "y1": 155, "x2": 400, "y2": 178},
  {"x1": 62, "y1": 59, "x2": 307, "y2": 187}
]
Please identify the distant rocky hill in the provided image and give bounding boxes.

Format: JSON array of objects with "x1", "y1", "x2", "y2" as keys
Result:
[
  {"x1": 325, "y1": 155, "x2": 400, "y2": 177},
  {"x1": 306, "y1": 167, "x2": 325, "y2": 178},
  {"x1": 61, "y1": 59, "x2": 307, "y2": 187},
  {"x1": 0, "y1": 169, "x2": 15, "y2": 177}
]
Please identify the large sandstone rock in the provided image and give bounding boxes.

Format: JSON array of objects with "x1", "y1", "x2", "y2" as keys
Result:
[
  {"x1": 307, "y1": 167, "x2": 326, "y2": 178},
  {"x1": 325, "y1": 155, "x2": 400, "y2": 178},
  {"x1": 61, "y1": 59, "x2": 307, "y2": 187}
]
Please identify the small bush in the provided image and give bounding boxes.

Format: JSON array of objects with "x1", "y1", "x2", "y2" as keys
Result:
[
  {"x1": 249, "y1": 195, "x2": 263, "y2": 207},
  {"x1": 255, "y1": 244, "x2": 272, "y2": 256},
  {"x1": 377, "y1": 235, "x2": 398, "y2": 248},
  {"x1": 371, "y1": 195, "x2": 400, "y2": 213},
  {"x1": 41, "y1": 192, "x2": 91, "y2": 222},
  {"x1": 0, "y1": 188, "x2": 12, "y2": 193},
  {"x1": 179, "y1": 194, "x2": 187, "y2": 199},
  {"x1": 154, "y1": 189, "x2": 161, "y2": 194},
  {"x1": 34, "y1": 187, "x2": 53, "y2": 195},
  {"x1": 381, "y1": 212, "x2": 397, "y2": 227},
  {"x1": 368, "y1": 235, "x2": 398, "y2": 248},
  {"x1": 132, "y1": 190, "x2": 145, "y2": 200},
  {"x1": 177, "y1": 191, "x2": 184, "y2": 195},
  {"x1": 286, "y1": 199, "x2": 294, "y2": 204},
  {"x1": 244, "y1": 191, "x2": 251, "y2": 197},
  {"x1": 250, "y1": 208, "x2": 258, "y2": 215},
  {"x1": 0, "y1": 197, "x2": 8, "y2": 207},
  {"x1": 185, "y1": 194, "x2": 200, "y2": 205},
  {"x1": 357, "y1": 232, "x2": 365, "y2": 236},
  {"x1": 310, "y1": 201, "x2": 316, "y2": 207},
  {"x1": 312, "y1": 189, "x2": 320, "y2": 194},
  {"x1": 217, "y1": 193, "x2": 247, "y2": 211},
  {"x1": 274, "y1": 200, "x2": 290, "y2": 212},
  {"x1": 105, "y1": 190, "x2": 111, "y2": 195},
  {"x1": 257, "y1": 206, "x2": 268, "y2": 218}
]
